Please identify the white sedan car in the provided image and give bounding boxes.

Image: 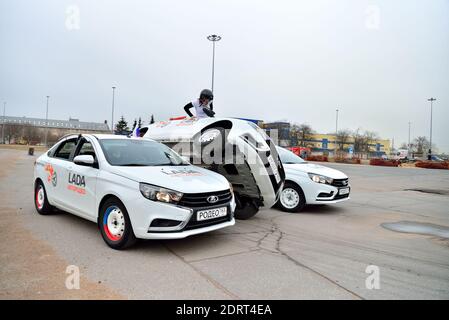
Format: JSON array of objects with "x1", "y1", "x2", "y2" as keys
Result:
[
  {"x1": 276, "y1": 147, "x2": 350, "y2": 212},
  {"x1": 34, "y1": 134, "x2": 235, "y2": 249}
]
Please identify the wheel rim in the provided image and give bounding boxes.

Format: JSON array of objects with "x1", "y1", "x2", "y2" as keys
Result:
[
  {"x1": 280, "y1": 188, "x2": 300, "y2": 209},
  {"x1": 36, "y1": 186, "x2": 45, "y2": 210},
  {"x1": 103, "y1": 206, "x2": 125, "y2": 241},
  {"x1": 200, "y1": 129, "x2": 220, "y2": 143}
]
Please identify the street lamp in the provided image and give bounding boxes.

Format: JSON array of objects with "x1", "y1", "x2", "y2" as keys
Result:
[
  {"x1": 111, "y1": 86, "x2": 116, "y2": 133},
  {"x1": 1, "y1": 102, "x2": 6, "y2": 144},
  {"x1": 44, "y1": 96, "x2": 50, "y2": 146},
  {"x1": 427, "y1": 97, "x2": 436, "y2": 160},
  {"x1": 335, "y1": 108, "x2": 339, "y2": 152},
  {"x1": 207, "y1": 34, "x2": 222, "y2": 93},
  {"x1": 408, "y1": 121, "x2": 411, "y2": 153}
]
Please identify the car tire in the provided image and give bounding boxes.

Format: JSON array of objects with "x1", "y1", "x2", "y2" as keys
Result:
[
  {"x1": 34, "y1": 180, "x2": 54, "y2": 215},
  {"x1": 277, "y1": 182, "x2": 306, "y2": 213},
  {"x1": 234, "y1": 196, "x2": 259, "y2": 220},
  {"x1": 99, "y1": 198, "x2": 137, "y2": 250}
]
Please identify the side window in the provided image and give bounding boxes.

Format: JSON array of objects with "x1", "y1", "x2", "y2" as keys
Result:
[
  {"x1": 54, "y1": 139, "x2": 77, "y2": 160},
  {"x1": 76, "y1": 140, "x2": 97, "y2": 161}
]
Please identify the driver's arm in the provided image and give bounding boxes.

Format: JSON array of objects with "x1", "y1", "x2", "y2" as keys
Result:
[{"x1": 184, "y1": 102, "x2": 194, "y2": 117}]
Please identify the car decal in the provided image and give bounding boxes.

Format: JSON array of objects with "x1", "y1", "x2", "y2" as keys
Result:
[
  {"x1": 160, "y1": 168, "x2": 204, "y2": 177},
  {"x1": 44, "y1": 164, "x2": 57, "y2": 187},
  {"x1": 67, "y1": 172, "x2": 86, "y2": 195}
]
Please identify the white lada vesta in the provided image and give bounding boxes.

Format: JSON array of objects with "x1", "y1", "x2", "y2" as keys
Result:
[{"x1": 34, "y1": 134, "x2": 235, "y2": 249}]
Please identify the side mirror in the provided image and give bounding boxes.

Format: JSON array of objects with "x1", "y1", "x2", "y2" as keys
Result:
[{"x1": 74, "y1": 155, "x2": 95, "y2": 167}]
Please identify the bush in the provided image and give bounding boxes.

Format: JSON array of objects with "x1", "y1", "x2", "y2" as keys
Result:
[
  {"x1": 306, "y1": 155, "x2": 328, "y2": 162},
  {"x1": 415, "y1": 161, "x2": 449, "y2": 170},
  {"x1": 369, "y1": 158, "x2": 400, "y2": 167}
]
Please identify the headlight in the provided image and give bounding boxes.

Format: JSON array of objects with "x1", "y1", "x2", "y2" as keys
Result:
[
  {"x1": 229, "y1": 182, "x2": 234, "y2": 195},
  {"x1": 308, "y1": 173, "x2": 333, "y2": 185},
  {"x1": 139, "y1": 183, "x2": 183, "y2": 204}
]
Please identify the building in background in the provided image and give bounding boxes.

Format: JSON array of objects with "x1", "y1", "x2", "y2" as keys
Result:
[
  {"x1": 263, "y1": 122, "x2": 291, "y2": 147},
  {"x1": 0, "y1": 116, "x2": 110, "y2": 145},
  {"x1": 259, "y1": 121, "x2": 391, "y2": 158},
  {"x1": 303, "y1": 133, "x2": 391, "y2": 158}
]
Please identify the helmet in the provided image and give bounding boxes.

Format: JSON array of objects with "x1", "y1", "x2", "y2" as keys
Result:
[{"x1": 200, "y1": 89, "x2": 213, "y2": 101}]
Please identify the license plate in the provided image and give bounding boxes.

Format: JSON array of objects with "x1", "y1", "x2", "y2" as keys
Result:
[
  {"x1": 339, "y1": 187, "x2": 350, "y2": 195},
  {"x1": 267, "y1": 155, "x2": 281, "y2": 183},
  {"x1": 197, "y1": 207, "x2": 227, "y2": 221}
]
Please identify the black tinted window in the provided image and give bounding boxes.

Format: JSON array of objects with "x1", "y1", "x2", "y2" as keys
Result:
[{"x1": 54, "y1": 139, "x2": 77, "y2": 160}]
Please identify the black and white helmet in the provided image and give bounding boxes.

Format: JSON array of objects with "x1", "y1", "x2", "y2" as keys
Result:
[{"x1": 200, "y1": 89, "x2": 213, "y2": 101}]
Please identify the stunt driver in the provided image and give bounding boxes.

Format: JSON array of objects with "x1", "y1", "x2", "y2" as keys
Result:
[{"x1": 183, "y1": 89, "x2": 215, "y2": 118}]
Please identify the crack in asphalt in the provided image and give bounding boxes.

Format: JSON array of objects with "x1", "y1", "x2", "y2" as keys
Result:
[
  {"x1": 163, "y1": 243, "x2": 241, "y2": 300},
  {"x1": 255, "y1": 216, "x2": 365, "y2": 300}
]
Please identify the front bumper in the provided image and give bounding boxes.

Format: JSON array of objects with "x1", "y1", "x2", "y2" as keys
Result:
[
  {"x1": 139, "y1": 219, "x2": 235, "y2": 240},
  {"x1": 304, "y1": 183, "x2": 351, "y2": 204},
  {"x1": 128, "y1": 195, "x2": 236, "y2": 240}
]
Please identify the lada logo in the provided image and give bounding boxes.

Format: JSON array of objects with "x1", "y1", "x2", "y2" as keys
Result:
[
  {"x1": 207, "y1": 195, "x2": 219, "y2": 204},
  {"x1": 68, "y1": 173, "x2": 85, "y2": 187}
]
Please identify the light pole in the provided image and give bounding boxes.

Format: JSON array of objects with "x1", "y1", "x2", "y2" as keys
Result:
[
  {"x1": 408, "y1": 121, "x2": 411, "y2": 153},
  {"x1": 207, "y1": 34, "x2": 222, "y2": 93},
  {"x1": 335, "y1": 108, "x2": 339, "y2": 152},
  {"x1": 111, "y1": 86, "x2": 116, "y2": 133},
  {"x1": 1, "y1": 102, "x2": 6, "y2": 144},
  {"x1": 427, "y1": 97, "x2": 436, "y2": 160},
  {"x1": 44, "y1": 96, "x2": 50, "y2": 146}
]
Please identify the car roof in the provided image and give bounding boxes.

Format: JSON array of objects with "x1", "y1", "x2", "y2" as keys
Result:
[{"x1": 58, "y1": 133, "x2": 155, "y2": 142}]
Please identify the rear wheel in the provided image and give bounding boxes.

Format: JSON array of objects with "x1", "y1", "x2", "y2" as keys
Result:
[
  {"x1": 99, "y1": 198, "x2": 137, "y2": 250},
  {"x1": 277, "y1": 182, "x2": 306, "y2": 213},
  {"x1": 34, "y1": 180, "x2": 54, "y2": 215},
  {"x1": 234, "y1": 196, "x2": 259, "y2": 220}
]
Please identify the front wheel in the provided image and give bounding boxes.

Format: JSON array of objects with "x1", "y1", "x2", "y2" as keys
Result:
[
  {"x1": 277, "y1": 182, "x2": 306, "y2": 213},
  {"x1": 99, "y1": 198, "x2": 137, "y2": 250},
  {"x1": 234, "y1": 196, "x2": 259, "y2": 220}
]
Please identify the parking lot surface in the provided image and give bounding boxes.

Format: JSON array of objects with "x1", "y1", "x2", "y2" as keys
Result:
[{"x1": 1, "y1": 149, "x2": 449, "y2": 299}]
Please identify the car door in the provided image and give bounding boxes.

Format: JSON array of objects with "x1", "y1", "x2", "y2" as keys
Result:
[
  {"x1": 64, "y1": 137, "x2": 99, "y2": 220},
  {"x1": 49, "y1": 137, "x2": 78, "y2": 207}
]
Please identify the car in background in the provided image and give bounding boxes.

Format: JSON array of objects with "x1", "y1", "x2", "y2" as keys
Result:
[
  {"x1": 275, "y1": 147, "x2": 350, "y2": 212},
  {"x1": 34, "y1": 134, "x2": 235, "y2": 249}
]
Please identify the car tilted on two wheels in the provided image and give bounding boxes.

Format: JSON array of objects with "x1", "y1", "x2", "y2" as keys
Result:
[{"x1": 34, "y1": 134, "x2": 236, "y2": 249}]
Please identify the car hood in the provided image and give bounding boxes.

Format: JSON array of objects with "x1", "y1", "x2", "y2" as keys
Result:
[
  {"x1": 108, "y1": 165, "x2": 230, "y2": 193},
  {"x1": 284, "y1": 163, "x2": 348, "y2": 179}
]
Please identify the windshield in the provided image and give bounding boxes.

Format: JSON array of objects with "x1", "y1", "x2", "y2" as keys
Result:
[
  {"x1": 99, "y1": 139, "x2": 188, "y2": 166},
  {"x1": 277, "y1": 147, "x2": 306, "y2": 164}
]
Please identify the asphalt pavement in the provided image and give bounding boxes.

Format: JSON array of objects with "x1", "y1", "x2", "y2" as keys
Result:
[{"x1": 1, "y1": 149, "x2": 449, "y2": 299}]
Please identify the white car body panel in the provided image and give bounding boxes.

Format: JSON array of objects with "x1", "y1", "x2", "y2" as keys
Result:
[
  {"x1": 34, "y1": 134, "x2": 235, "y2": 240},
  {"x1": 142, "y1": 117, "x2": 285, "y2": 211}
]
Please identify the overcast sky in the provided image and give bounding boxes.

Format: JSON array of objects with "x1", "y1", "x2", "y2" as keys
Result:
[{"x1": 1, "y1": 0, "x2": 448, "y2": 151}]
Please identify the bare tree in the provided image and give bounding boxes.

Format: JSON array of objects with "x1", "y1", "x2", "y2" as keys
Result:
[
  {"x1": 335, "y1": 129, "x2": 352, "y2": 152},
  {"x1": 296, "y1": 123, "x2": 314, "y2": 147},
  {"x1": 353, "y1": 129, "x2": 379, "y2": 157},
  {"x1": 413, "y1": 136, "x2": 430, "y2": 156}
]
